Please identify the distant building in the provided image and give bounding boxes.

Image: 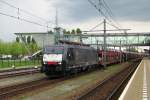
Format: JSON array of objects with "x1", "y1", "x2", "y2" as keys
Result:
[
  {"x1": 15, "y1": 32, "x2": 55, "y2": 47},
  {"x1": 14, "y1": 28, "x2": 82, "y2": 48}
]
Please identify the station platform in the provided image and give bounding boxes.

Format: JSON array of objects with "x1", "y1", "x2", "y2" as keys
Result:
[{"x1": 119, "y1": 58, "x2": 150, "y2": 100}]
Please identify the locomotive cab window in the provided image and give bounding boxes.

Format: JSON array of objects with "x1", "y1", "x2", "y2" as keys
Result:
[{"x1": 44, "y1": 46, "x2": 64, "y2": 54}]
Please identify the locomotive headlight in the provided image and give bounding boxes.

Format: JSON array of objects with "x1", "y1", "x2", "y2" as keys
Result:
[
  {"x1": 43, "y1": 61, "x2": 46, "y2": 64},
  {"x1": 58, "y1": 62, "x2": 61, "y2": 64}
]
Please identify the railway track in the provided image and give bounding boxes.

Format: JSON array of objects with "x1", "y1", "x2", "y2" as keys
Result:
[
  {"x1": 0, "y1": 61, "x2": 140, "y2": 99},
  {"x1": 77, "y1": 60, "x2": 140, "y2": 100},
  {"x1": 0, "y1": 67, "x2": 102, "y2": 99},
  {"x1": 0, "y1": 67, "x2": 40, "y2": 79},
  {"x1": 0, "y1": 77, "x2": 65, "y2": 99}
]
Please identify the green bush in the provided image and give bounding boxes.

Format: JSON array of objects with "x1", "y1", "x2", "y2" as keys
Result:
[{"x1": 0, "y1": 40, "x2": 40, "y2": 57}]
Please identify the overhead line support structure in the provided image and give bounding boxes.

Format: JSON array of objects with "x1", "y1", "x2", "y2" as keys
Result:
[{"x1": 103, "y1": 19, "x2": 107, "y2": 68}]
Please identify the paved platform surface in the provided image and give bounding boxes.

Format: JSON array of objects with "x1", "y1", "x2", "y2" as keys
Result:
[{"x1": 119, "y1": 58, "x2": 150, "y2": 100}]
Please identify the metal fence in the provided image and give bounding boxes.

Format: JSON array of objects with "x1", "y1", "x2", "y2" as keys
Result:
[{"x1": 0, "y1": 57, "x2": 41, "y2": 69}]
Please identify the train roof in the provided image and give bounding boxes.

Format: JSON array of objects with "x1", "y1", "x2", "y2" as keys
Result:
[
  {"x1": 44, "y1": 44, "x2": 96, "y2": 50},
  {"x1": 59, "y1": 40, "x2": 90, "y2": 47}
]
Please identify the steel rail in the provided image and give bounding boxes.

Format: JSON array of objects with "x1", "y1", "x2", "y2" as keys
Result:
[{"x1": 77, "y1": 60, "x2": 140, "y2": 100}]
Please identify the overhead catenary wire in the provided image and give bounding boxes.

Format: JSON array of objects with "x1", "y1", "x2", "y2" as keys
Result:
[
  {"x1": 0, "y1": 12, "x2": 53, "y2": 28},
  {"x1": 88, "y1": 0, "x2": 123, "y2": 31},
  {"x1": 89, "y1": 21, "x2": 104, "y2": 31},
  {"x1": 0, "y1": 0, "x2": 54, "y2": 24},
  {"x1": 88, "y1": 0, "x2": 112, "y2": 22},
  {"x1": 98, "y1": 0, "x2": 122, "y2": 29},
  {"x1": 102, "y1": 0, "x2": 114, "y2": 19},
  {"x1": 106, "y1": 18, "x2": 130, "y2": 45},
  {"x1": 106, "y1": 21, "x2": 121, "y2": 30},
  {"x1": 102, "y1": 0, "x2": 123, "y2": 29},
  {"x1": 88, "y1": 0, "x2": 129, "y2": 47},
  {"x1": 88, "y1": 0, "x2": 116, "y2": 32}
]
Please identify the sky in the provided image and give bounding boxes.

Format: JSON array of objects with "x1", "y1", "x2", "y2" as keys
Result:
[{"x1": 0, "y1": 0, "x2": 150, "y2": 41}]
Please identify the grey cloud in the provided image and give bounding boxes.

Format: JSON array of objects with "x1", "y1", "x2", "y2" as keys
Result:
[
  {"x1": 47, "y1": 0, "x2": 98, "y2": 23},
  {"x1": 0, "y1": 0, "x2": 150, "y2": 41},
  {"x1": 47, "y1": 0, "x2": 150, "y2": 22},
  {"x1": 100, "y1": 0, "x2": 150, "y2": 21}
]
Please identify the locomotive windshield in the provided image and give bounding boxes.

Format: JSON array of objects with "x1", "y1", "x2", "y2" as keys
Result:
[{"x1": 44, "y1": 46, "x2": 64, "y2": 54}]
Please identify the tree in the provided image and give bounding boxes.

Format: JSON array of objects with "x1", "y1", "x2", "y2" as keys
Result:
[
  {"x1": 0, "y1": 41, "x2": 11, "y2": 55},
  {"x1": 32, "y1": 38, "x2": 36, "y2": 44},
  {"x1": 48, "y1": 30, "x2": 53, "y2": 34},
  {"x1": 29, "y1": 43, "x2": 38, "y2": 53},
  {"x1": 20, "y1": 43, "x2": 28, "y2": 56},
  {"x1": 63, "y1": 29, "x2": 67, "y2": 34},
  {"x1": 11, "y1": 42, "x2": 22, "y2": 57},
  {"x1": 22, "y1": 36, "x2": 26, "y2": 43},
  {"x1": 29, "y1": 38, "x2": 39, "y2": 53},
  {"x1": 16, "y1": 37, "x2": 20, "y2": 43},
  {"x1": 2, "y1": 42, "x2": 12, "y2": 55},
  {"x1": 66, "y1": 31, "x2": 71, "y2": 34},
  {"x1": 71, "y1": 29, "x2": 75, "y2": 34},
  {"x1": 0, "y1": 41, "x2": 30, "y2": 56},
  {"x1": 76, "y1": 28, "x2": 82, "y2": 34},
  {"x1": 27, "y1": 36, "x2": 31, "y2": 44},
  {"x1": 0, "y1": 40, "x2": 3, "y2": 55}
]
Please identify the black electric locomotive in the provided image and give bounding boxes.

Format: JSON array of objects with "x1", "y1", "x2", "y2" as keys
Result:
[{"x1": 41, "y1": 44, "x2": 99, "y2": 77}]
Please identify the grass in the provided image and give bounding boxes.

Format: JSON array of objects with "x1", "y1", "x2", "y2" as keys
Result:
[{"x1": 0, "y1": 59, "x2": 41, "y2": 69}]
